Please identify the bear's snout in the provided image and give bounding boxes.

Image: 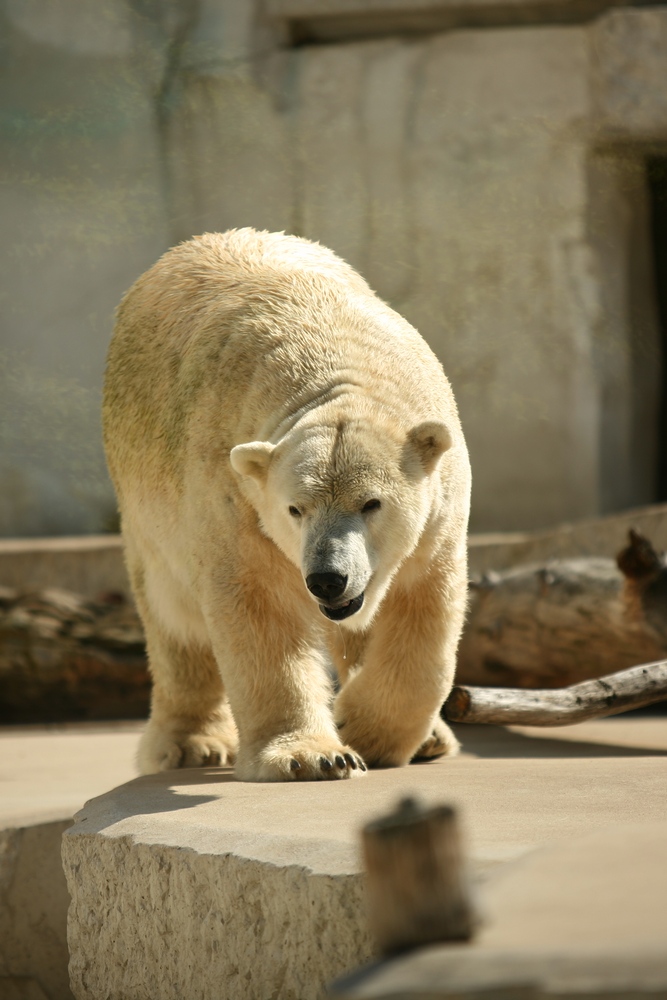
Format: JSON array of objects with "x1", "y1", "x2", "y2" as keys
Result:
[{"x1": 306, "y1": 572, "x2": 348, "y2": 602}]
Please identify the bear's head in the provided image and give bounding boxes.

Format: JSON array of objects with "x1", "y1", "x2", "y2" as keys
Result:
[{"x1": 230, "y1": 416, "x2": 451, "y2": 631}]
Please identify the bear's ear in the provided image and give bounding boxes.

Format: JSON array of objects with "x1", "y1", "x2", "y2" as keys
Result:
[
  {"x1": 230, "y1": 441, "x2": 276, "y2": 481},
  {"x1": 407, "y1": 421, "x2": 452, "y2": 473}
]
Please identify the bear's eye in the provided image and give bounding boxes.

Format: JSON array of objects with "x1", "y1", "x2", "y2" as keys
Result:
[
  {"x1": 288, "y1": 505, "x2": 302, "y2": 518},
  {"x1": 362, "y1": 499, "x2": 381, "y2": 513}
]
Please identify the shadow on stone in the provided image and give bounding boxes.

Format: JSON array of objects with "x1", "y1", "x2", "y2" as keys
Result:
[{"x1": 453, "y1": 723, "x2": 667, "y2": 758}]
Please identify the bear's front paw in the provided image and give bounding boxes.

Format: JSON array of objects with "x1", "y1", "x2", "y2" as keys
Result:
[
  {"x1": 138, "y1": 719, "x2": 238, "y2": 774},
  {"x1": 236, "y1": 733, "x2": 367, "y2": 782}
]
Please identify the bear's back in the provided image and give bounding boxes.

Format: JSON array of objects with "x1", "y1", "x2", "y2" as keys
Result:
[{"x1": 104, "y1": 229, "x2": 458, "y2": 492}]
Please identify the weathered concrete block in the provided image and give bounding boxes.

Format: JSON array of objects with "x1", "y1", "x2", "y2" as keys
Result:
[
  {"x1": 63, "y1": 722, "x2": 667, "y2": 1000},
  {"x1": 0, "y1": 821, "x2": 73, "y2": 1000},
  {"x1": 63, "y1": 775, "x2": 375, "y2": 1000},
  {"x1": 0, "y1": 724, "x2": 140, "y2": 999},
  {"x1": 0, "y1": 537, "x2": 127, "y2": 598}
]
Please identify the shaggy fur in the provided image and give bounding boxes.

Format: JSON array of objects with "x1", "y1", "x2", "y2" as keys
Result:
[{"x1": 103, "y1": 229, "x2": 471, "y2": 781}]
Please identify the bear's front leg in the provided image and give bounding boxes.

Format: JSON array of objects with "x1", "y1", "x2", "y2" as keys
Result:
[
  {"x1": 204, "y1": 577, "x2": 366, "y2": 782},
  {"x1": 334, "y1": 558, "x2": 466, "y2": 767}
]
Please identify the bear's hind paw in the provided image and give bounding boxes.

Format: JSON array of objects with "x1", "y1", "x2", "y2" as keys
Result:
[
  {"x1": 138, "y1": 725, "x2": 238, "y2": 774},
  {"x1": 412, "y1": 717, "x2": 460, "y2": 761}
]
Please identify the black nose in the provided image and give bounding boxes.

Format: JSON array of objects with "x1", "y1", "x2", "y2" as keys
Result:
[{"x1": 306, "y1": 572, "x2": 348, "y2": 602}]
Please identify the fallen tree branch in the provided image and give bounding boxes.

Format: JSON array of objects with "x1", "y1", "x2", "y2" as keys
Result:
[{"x1": 444, "y1": 660, "x2": 667, "y2": 726}]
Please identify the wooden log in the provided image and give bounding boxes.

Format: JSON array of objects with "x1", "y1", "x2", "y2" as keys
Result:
[
  {"x1": 444, "y1": 660, "x2": 667, "y2": 726},
  {"x1": 458, "y1": 529, "x2": 667, "y2": 688},
  {"x1": 0, "y1": 586, "x2": 149, "y2": 723},
  {"x1": 362, "y1": 798, "x2": 477, "y2": 955}
]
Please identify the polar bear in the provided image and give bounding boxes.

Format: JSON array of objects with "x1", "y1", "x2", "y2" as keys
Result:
[{"x1": 103, "y1": 229, "x2": 471, "y2": 781}]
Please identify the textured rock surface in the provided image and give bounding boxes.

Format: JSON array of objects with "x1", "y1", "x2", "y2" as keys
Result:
[
  {"x1": 67, "y1": 836, "x2": 370, "y2": 1000},
  {"x1": 63, "y1": 718, "x2": 667, "y2": 1000},
  {"x1": 0, "y1": 821, "x2": 73, "y2": 1000}
]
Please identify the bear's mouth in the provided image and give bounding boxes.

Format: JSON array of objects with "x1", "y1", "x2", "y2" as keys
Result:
[{"x1": 319, "y1": 593, "x2": 364, "y2": 621}]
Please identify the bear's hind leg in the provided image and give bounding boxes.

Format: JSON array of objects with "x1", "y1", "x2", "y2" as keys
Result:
[
  {"x1": 123, "y1": 540, "x2": 238, "y2": 774},
  {"x1": 138, "y1": 632, "x2": 238, "y2": 774},
  {"x1": 413, "y1": 716, "x2": 460, "y2": 760},
  {"x1": 327, "y1": 626, "x2": 368, "y2": 689},
  {"x1": 128, "y1": 547, "x2": 238, "y2": 774}
]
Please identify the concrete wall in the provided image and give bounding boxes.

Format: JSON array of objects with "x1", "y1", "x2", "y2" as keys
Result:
[
  {"x1": 1, "y1": 0, "x2": 664, "y2": 535},
  {"x1": 0, "y1": 0, "x2": 171, "y2": 536}
]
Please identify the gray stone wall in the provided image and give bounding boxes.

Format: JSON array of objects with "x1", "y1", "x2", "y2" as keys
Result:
[
  {"x1": 1, "y1": 0, "x2": 665, "y2": 534},
  {"x1": 0, "y1": 0, "x2": 171, "y2": 535}
]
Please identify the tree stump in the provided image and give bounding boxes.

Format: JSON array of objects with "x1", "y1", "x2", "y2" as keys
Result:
[
  {"x1": 362, "y1": 798, "x2": 477, "y2": 955},
  {"x1": 457, "y1": 529, "x2": 667, "y2": 688}
]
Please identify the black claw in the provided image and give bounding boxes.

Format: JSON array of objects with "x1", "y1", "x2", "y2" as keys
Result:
[
  {"x1": 290, "y1": 758, "x2": 301, "y2": 771},
  {"x1": 335, "y1": 755, "x2": 346, "y2": 768},
  {"x1": 344, "y1": 753, "x2": 357, "y2": 769},
  {"x1": 358, "y1": 759, "x2": 367, "y2": 772},
  {"x1": 320, "y1": 757, "x2": 333, "y2": 771}
]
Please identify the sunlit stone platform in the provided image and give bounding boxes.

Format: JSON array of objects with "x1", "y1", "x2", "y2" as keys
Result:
[{"x1": 62, "y1": 717, "x2": 667, "y2": 1000}]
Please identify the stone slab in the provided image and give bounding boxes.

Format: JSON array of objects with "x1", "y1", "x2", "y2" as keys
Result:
[
  {"x1": 0, "y1": 722, "x2": 141, "y2": 827},
  {"x1": 0, "y1": 723, "x2": 140, "y2": 1000},
  {"x1": 63, "y1": 717, "x2": 667, "y2": 1000},
  {"x1": 0, "y1": 537, "x2": 128, "y2": 599},
  {"x1": 0, "y1": 820, "x2": 74, "y2": 1000}
]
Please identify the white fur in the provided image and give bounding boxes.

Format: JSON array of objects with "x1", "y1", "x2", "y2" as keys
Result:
[{"x1": 103, "y1": 229, "x2": 471, "y2": 780}]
